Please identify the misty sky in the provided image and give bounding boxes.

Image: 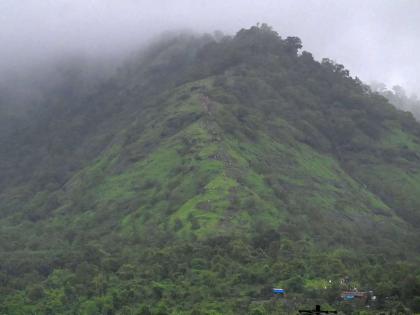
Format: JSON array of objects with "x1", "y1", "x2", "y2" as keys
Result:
[{"x1": 1, "y1": 0, "x2": 419, "y2": 93}]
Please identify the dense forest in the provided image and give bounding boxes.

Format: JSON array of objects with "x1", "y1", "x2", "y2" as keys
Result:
[{"x1": 1, "y1": 25, "x2": 420, "y2": 314}]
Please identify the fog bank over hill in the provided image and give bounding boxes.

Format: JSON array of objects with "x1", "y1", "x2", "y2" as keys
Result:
[{"x1": 1, "y1": 0, "x2": 420, "y2": 94}]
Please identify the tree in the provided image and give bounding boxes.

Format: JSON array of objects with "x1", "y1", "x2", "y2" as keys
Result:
[
  {"x1": 412, "y1": 296, "x2": 420, "y2": 313},
  {"x1": 285, "y1": 36, "x2": 302, "y2": 55}
]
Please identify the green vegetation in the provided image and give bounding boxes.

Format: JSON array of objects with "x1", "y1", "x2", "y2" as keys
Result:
[{"x1": 0, "y1": 24, "x2": 420, "y2": 314}]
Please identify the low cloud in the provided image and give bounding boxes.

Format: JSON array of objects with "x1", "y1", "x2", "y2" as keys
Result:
[{"x1": 1, "y1": 0, "x2": 419, "y2": 93}]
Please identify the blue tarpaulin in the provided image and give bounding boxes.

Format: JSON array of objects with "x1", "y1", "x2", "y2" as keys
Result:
[{"x1": 273, "y1": 288, "x2": 285, "y2": 294}]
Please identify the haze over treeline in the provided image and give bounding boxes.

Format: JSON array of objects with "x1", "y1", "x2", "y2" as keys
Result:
[{"x1": 1, "y1": 0, "x2": 420, "y2": 95}]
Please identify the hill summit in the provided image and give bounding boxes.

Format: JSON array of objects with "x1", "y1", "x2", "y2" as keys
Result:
[{"x1": 1, "y1": 24, "x2": 420, "y2": 314}]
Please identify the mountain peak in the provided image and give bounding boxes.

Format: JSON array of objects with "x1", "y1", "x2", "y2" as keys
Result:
[{"x1": 1, "y1": 25, "x2": 420, "y2": 314}]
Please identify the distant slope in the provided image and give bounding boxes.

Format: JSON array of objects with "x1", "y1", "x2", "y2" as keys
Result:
[{"x1": 0, "y1": 25, "x2": 420, "y2": 314}]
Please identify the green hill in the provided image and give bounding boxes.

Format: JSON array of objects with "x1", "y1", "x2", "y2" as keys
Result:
[{"x1": 1, "y1": 25, "x2": 420, "y2": 314}]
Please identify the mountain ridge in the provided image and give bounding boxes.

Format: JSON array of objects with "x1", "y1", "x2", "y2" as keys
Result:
[{"x1": 1, "y1": 25, "x2": 420, "y2": 314}]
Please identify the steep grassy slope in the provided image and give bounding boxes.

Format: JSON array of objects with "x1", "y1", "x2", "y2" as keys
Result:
[{"x1": 1, "y1": 25, "x2": 420, "y2": 314}]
